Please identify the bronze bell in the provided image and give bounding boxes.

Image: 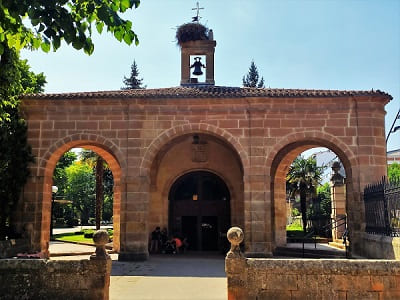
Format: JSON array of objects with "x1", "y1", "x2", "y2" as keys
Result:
[
  {"x1": 193, "y1": 64, "x2": 203, "y2": 76},
  {"x1": 191, "y1": 57, "x2": 205, "y2": 76}
]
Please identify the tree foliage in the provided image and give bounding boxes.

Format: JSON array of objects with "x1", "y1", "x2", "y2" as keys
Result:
[
  {"x1": 0, "y1": 46, "x2": 44, "y2": 239},
  {"x1": 122, "y1": 60, "x2": 145, "y2": 89},
  {"x1": 287, "y1": 156, "x2": 326, "y2": 232},
  {"x1": 53, "y1": 151, "x2": 77, "y2": 200},
  {"x1": 242, "y1": 60, "x2": 265, "y2": 88},
  {"x1": 0, "y1": 0, "x2": 140, "y2": 55},
  {"x1": 65, "y1": 161, "x2": 95, "y2": 225},
  {"x1": 388, "y1": 163, "x2": 400, "y2": 183}
]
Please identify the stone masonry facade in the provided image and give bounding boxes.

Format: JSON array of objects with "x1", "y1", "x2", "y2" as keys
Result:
[{"x1": 17, "y1": 86, "x2": 391, "y2": 259}]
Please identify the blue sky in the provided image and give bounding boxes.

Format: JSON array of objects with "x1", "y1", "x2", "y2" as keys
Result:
[{"x1": 21, "y1": 0, "x2": 400, "y2": 151}]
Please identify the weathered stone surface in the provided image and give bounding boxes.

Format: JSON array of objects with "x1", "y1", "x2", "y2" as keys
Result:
[
  {"x1": 0, "y1": 258, "x2": 111, "y2": 300},
  {"x1": 226, "y1": 227, "x2": 400, "y2": 300}
]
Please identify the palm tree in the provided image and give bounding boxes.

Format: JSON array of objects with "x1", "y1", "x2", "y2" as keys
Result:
[
  {"x1": 286, "y1": 156, "x2": 326, "y2": 233},
  {"x1": 80, "y1": 150, "x2": 105, "y2": 230}
]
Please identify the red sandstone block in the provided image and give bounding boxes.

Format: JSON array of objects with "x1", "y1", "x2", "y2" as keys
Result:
[
  {"x1": 325, "y1": 127, "x2": 345, "y2": 137},
  {"x1": 250, "y1": 128, "x2": 265, "y2": 137},
  {"x1": 99, "y1": 121, "x2": 111, "y2": 130},
  {"x1": 28, "y1": 120, "x2": 41, "y2": 129},
  {"x1": 54, "y1": 121, "x2": 75, "y2": 130},
  {"x1": 281, "y1": 119, "x2": 301, "y2": 128},
  {"x1": 359, "y1": 136, "x2": 374, "y2": 145},
  {"x1": 219, "y1": 119, "x2": 238, "y2": 128},
  {"x1": 270, "y1": 128, "x2": 293, "y2": 137},
  {"x1": 41, "y1": 121, "x2": 54, "y2": 129},
  {"x1": 326, "y1": 119, "x2": 347, "y2": 127},
  {"x1": 76, "y1": 121, "x2": 98, "y2": 130},
  {"x1": 264, "y1": 119, "x2": 283, "y2": 128},
  {"x1": 111, "y1": 121, "x2": 128, "y2": 130},
  {"x1": 117, "y1": 130, "x2": 128, "y2": 139},
  {"x1": 301, "y1": 119, "x2": 326, "y2": 127}
]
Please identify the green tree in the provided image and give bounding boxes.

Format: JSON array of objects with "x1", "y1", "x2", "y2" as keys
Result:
[
  {"x1": 0, "y1": 0, "x2": 140, "y2": 55},
  {"x1": 80, "y1": 150, "x2": 113, "y2": 229},
  {"x1": 287, "y1": 156, "x2": 326, "y2": 233},
  {"x1": 388, "y1": 163, "x2": 400, "y2": 182},
  {"x1": 316, "y1": 182, "x2": 331, "y2": 218},
  {"x1": 53, "y1": 151, "x2": 78, "y2": 198},
  {"x1": 52, "y1": 151, "x2": 77, "y2": 223},
  {"x1": 0, "y1": 0, "x2": 141, "y2": 120},
  {"x1": 122, "y1": 60, "x2": 146, "y2": 89},
  {"x1": 65, "y1": 161, "x2": 95, "y2": 225},
  {"x1": 0, "y1": 47, "x2": 44, "y2": 239},
  {"x1": 102, "y1": 168, "x2": 114, "y2": 222},
  {"x1": 242, "y1": 60, "x2": 265, "y2": 88}
]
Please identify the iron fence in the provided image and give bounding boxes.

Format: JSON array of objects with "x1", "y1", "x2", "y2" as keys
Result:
[{"x1": 364, "y1": 177, "x2": 400, "y2": 236}]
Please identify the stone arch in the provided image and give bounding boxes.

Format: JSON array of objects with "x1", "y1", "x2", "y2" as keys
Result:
[
  {"x1": 266, "y1": 131, "x2": 357, "y2": 249},
  {"x1": 39, "y1": 133, "x2": 126, "y2": 177},
  {"x1": 39, "y1": 133, "x2": 125, "y2": 254},
  {"x1": 162, "y1": 168, "x2": 237, "y2": 205},
  {"x1": 139, "y1": 123, "x2": 248, "y2": 177}
]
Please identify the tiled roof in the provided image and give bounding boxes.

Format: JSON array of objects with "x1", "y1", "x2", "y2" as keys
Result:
[{"x1": 22, "y1": 86, "x2": 392, "y2": 100}]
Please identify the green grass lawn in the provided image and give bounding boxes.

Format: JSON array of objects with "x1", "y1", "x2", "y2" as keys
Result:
[
  {"x1": 54, "y1": 232, "x2": 94, "y2": 244},
  {"x1": 54, "y1": 229, "x2": 113, "y2": 244}
]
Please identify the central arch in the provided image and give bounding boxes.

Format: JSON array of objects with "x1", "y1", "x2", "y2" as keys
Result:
[{"x1": 168, "y1": 170, "x2": 231, "y2": 251}]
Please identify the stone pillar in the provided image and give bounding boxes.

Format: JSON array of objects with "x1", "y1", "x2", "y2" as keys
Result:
[
  {"x1": 91, "y1": 230, "x2": 112, "y2": 300},
  {"x1": 225, "y1": 227, "x2": 248, "y2": 300},
  {"x1": 118, "y1": 176, "x2": 149, "y2": 261},
  {"x1": 330, "y1": 162, "x2": 346, "y2": 241}
]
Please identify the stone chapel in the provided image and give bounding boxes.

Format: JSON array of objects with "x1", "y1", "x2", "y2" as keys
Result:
[{"x1": 17, "y1": 23, "x2": 392, "y2": 260}]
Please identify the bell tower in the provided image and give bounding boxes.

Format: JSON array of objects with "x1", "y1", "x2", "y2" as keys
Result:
[{"x1": 179, "y1": 36, "x2": 216, "y2": 86}]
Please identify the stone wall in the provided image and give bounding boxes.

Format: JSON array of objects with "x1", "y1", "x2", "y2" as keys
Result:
[
  {"x1": 358, "y1": 232, "x2": 400, "y2": 259},
  {"x1": 226, "y1": 257, "x2": 400, "y2": 300},
  {"x1": 0, "y1": 258, "x2": 111, "y2": 300},
  {"x1": 225, "y1": 227, "x2": 400, "y2": 299}
]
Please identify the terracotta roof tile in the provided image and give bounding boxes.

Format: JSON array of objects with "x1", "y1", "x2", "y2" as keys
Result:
[{"x1": 22, "y1": 86, "x2": 392, "y2": 100}]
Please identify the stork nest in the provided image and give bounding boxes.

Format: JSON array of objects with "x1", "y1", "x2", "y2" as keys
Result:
[{"x1": 176, "y1": 23, "x2": 209, "y2": 45}]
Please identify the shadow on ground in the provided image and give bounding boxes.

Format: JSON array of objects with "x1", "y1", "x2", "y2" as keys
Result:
[{"x1": 111, "y1": 253, "x2": 226, "y2": 277}]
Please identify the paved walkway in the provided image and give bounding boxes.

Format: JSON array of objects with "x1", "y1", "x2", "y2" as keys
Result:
[
  {"x1": 49, "y1": 241, "x2": 347, "y2": 300},
  {"x1": 110, "y1": 255, "x2": 226, "y2": 300},
  {"x1": 49, "y1": 241, "x2": 96, "y2": 256},
  {"x1": 50, "y1": 242, "x2": 226, "y2": 300}
]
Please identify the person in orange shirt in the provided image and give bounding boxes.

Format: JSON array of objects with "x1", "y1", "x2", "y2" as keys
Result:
[{"x1": 173, "y1": 236, "x2": 182, "y2": 253}]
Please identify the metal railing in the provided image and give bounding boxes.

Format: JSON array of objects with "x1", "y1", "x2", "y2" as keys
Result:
[
  {"x1": 301, "y1": 215, "x2": 348, "y2": 257},
  {"x1": 364, "y1": 177, "x2": 400, "y2": 237}
]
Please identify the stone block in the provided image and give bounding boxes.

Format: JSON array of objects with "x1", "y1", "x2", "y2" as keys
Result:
[
  {"x1": 257, "y1": 289, "x2": 292, "y2": 300},
  {"x1": 345, "y1": 291, "x2": 379, "y2": 300}
]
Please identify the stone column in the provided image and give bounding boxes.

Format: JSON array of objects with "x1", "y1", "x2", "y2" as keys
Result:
[
  {"x1": 118, "y1": 176, "x2": 149, "y2": 261},
  {"x1": 330, "y1": 162, "x2": 346, "y2": 241}
]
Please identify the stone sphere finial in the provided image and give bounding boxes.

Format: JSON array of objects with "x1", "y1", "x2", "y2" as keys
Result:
[
  {"x1": 226, "y1": 227, "x2": 244, "y2": 258},
  {"x1": 91, "y1": 230, "x2": 110, "y2": 260}
]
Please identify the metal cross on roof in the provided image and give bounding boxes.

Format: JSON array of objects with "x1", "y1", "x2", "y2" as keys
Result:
[{"x1": 192, "y1": 2, "x2": 204, "y2": 23}]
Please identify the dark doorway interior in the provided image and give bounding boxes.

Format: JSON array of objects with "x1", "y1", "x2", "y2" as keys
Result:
[{"x1": 169, "y1": 171, "x2": 231, "y2": 251}]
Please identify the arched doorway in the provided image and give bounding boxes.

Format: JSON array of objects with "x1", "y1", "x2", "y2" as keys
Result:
[{"x1": 168, "y1": 171, "x2": 231, "y2": 251}]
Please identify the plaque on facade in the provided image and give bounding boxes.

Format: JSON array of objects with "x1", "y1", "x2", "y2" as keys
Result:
[{"x1": 192, "y1": 143, "x2": 208, "y2": 162}]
